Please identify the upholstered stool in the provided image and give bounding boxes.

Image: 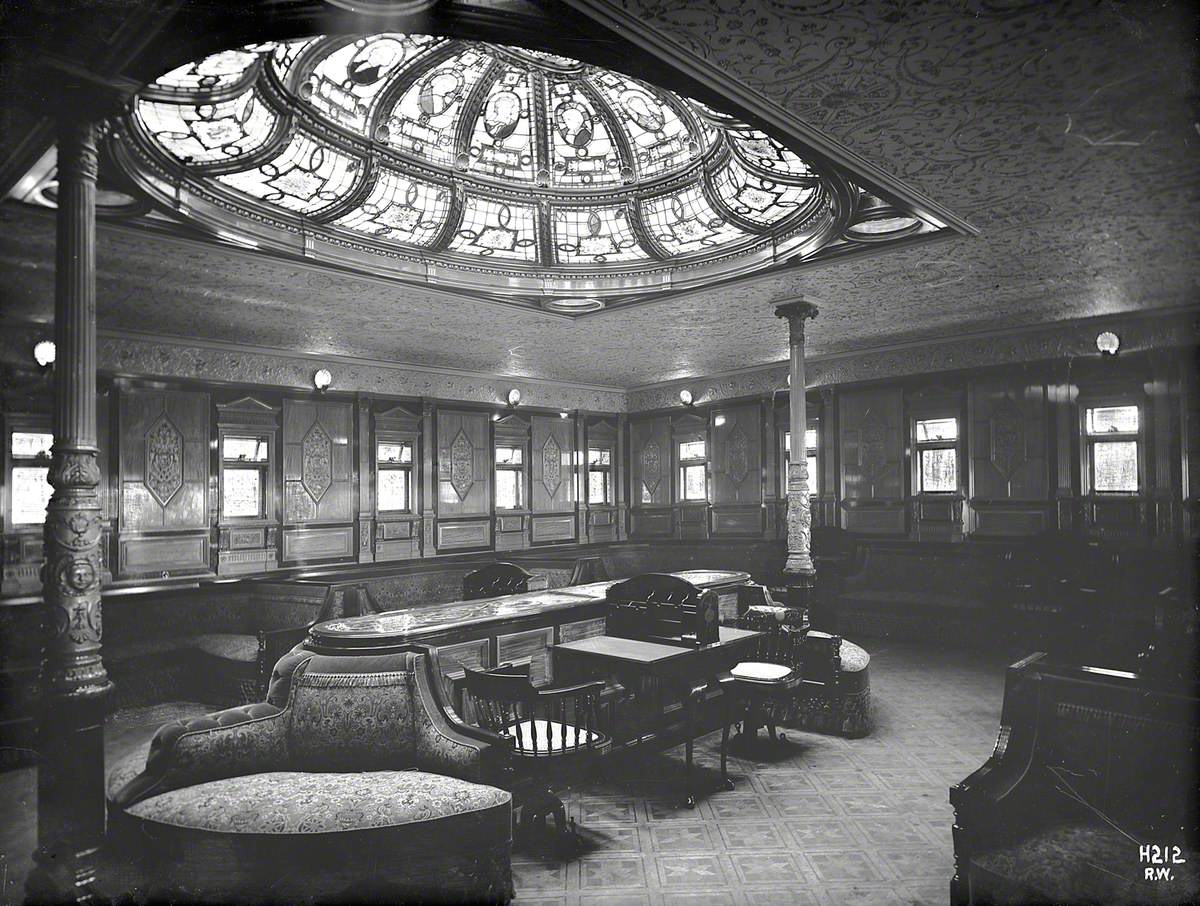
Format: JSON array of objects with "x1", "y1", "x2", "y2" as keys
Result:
[{"x1": 784, "y1": 632, "x2": 872, "y2": 738}]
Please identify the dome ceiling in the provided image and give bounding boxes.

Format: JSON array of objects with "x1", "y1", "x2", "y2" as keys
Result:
[{"x1": 106, "y1": 33, "x2": 952, "y2": 314}]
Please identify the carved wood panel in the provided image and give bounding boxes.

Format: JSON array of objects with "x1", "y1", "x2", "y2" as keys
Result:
[
  {"x1": 711, "y1": 403, "x2": 762, "y2": 506},
  {"x1": 630, "y1": 416, "x2": 671, "y2": 507},
  {"x1": 531, "y1": 414, "x2": 573, "y2": 516},
  {"x1": 840, "y1": 387, "x2": 903, "y2": 501},
  {"x1": 971, "y1": 381, "x2": 1047, "y2": 502},
  {"x1": 283, "y1": 398, "x2": 352, "y2": 524},
  {"x1": 119, "y1": 388, "x2": 209, "y2": 531},
  {"x1": 436, "y1": 409, "x2": 490, "y2": 517}
]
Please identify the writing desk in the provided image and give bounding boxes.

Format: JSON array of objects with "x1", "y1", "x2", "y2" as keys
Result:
[{"x1": 553, "y1": 626, "x2": 761, "y2": 807}]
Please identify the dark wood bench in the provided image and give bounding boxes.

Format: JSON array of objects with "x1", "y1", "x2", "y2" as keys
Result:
[{"x1": 951, "y1": 653, "x2": 1199, "y2": 905}]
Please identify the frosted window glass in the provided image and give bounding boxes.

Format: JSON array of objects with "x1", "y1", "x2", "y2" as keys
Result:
[
  {"x1": 12, "y1": 432, "x2": 53, "y2": 459},
  {"x1": 222, "y1": 468, "x2": 261, "y2": 517},
  {"x1": 496, "y1": 469, "x2": 523, "y2": 508},
  {"x1": 1093, "y1": 441, "x2": 1138, "y2": 492},
  {"x1": 920, "y1": 448, "x2": 957, "y2": 492},
  {"x1": 588, "y1": 470, "x2": 609, "y2": 504},
  {"x1": 916, "y1": 418, "x2": 958, "y2": 442},
  {"x1": 1087, "y1": 406, "x2": 1138, "y2": 435},
  {"x1": 682, "y1": 463, "x2": 706, "y2": 500},
  {"x1": 679, "y1": 440, "x2": 706, "y2": 461},
  {"x1": 378, "y1": 468, "x2": 410, "y2": 510},
  {"x1": 12, "y1": 467, "x2": 52, "y2": 524}
]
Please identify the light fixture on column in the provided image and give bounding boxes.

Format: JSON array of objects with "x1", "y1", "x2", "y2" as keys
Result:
[
  {"x1": 1096, "y1": 331, "x2": 1120, "y2": 356},
  {"x1": 559, "y1": 411, "x2": 569, "y2": 419},
  {"x1": 33, "y1": 339, "x2": 56, "y2": 368},
  {"x1": 313, "y1": 368, "x2": 333, "y2": 391},
  {"x1": 507, "y1": 388, "x2": 522, "y2": 408},
  {"x1": 678, "y1": 389, "x2": 694, "y2": 407}
]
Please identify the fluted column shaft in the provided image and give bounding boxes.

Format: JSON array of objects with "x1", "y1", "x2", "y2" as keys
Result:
[
  {"x1": 30, "y1": 117, "x2": 112, "y2": 905},
  {"x1": 776, "y1": 301, "x2": 819, "y2": 587}
]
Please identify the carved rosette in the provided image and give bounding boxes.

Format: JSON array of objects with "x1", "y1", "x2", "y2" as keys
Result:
[
  {"x1": 784, "y1": 460, "x2": 815, "y2": 577},
  {"x1": 42, "y1": 445, "x2": 108, "y2": 691}
]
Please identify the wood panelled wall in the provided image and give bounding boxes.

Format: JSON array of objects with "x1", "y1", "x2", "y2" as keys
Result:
[{"x1": 1, "y1": 347, "x2": 1194, "y2": 596}]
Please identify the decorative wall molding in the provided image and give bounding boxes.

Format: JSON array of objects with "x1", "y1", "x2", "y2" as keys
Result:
[
  {"x1": 0, "y1": 322, "x2": 629, "y2": 413},
  {"x1": 626, "y1": 309, "x2": 1199, "y2": 411}
]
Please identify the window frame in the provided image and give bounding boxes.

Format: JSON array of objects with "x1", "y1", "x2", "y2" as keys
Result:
[
  {"x1": 911, "y1": 414, "x2": 961, "y2": 496},
  {"x1": 1080, "y1": 398, "x2": 1144, "y2": 496},
  {"x1": 218, "y1": 429, "x2": 272, "y2": 522},
  {"x1": 587, "y1": 445, "x2": 613, "y2": 505},
  {"x1": 493, "y1": 441, "x2": 528, "y2": 511},
  {"x1": 5, "y1": 416, "x2": 54, "y2": 531},
  {"x1": 676, "y1": 433, "x2": 709, "y2": 503},
  {"x1": 375, "y1": 433, "x2": 415, "y2": 514}
]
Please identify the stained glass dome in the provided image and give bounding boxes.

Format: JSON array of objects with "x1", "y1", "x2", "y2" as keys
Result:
[{"x1": 108, "y1": 33, "x2": 930, "y2": 312}]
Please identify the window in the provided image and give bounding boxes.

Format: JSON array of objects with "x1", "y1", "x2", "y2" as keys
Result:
[
  {"x1": 495, "y1": 444, "x2": 525, "y2": 509},
  {"x1": 587, "y1": 447, "x2": 612, "y2": 504},
  {"x1": 915, "y1": 417, "x2": 958, "y2": 493},
  {"x1": 1085, "y1": 405, "x2": 1139, "y2": 493},
  {"x1": 10, "y1": 430, "x2": 54, "y2": 526},
  {"x1": 377, "y1": 440, "x2": 414, "y2": 512},
  {"x1": 783, "y1": 428, "x2": 819, "y2": 496},
  {"x1": 221, "y1": 433, "x2": 269, "y2": 519},
  {"x1": 678, "y1": 438, "x2": 707, "y2": 502}
]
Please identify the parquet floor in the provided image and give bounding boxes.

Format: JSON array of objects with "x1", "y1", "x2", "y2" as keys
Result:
[
  {"x1": 511, "y1": 640, "x2": 1010, "y2": 906},
  {"x1": 0, "y1": 640, "x2": 1011, "y2": 906}
]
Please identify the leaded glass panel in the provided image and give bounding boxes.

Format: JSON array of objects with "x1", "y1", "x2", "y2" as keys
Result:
[
  {"x1": 546, "y1": 79, "x2": 622, "y2": 187},
  {"x1": 217, "y1": 131, "x2": 361, "y2": 216},
  {"x1": 642, "y1": 185, "x2": 752, "y2": 256},
  {"x1": 136, "y1": 91, "x2": 279, "y2": 164},
  {"x1": 710, "y1": 154, "x2": 817, "y2": 226},
  {"x1": 334, "y1": 169, "x2": 450, "y2": 245},
  {"x1": 449, "y1": 197, "x2": 538, "y2": 261},
  {"x1": 553, "y1": 205, "x2": 645, "y2": 264},
  {"x1": 467, "y1": 66, "x2": 537, "y2": 183}
]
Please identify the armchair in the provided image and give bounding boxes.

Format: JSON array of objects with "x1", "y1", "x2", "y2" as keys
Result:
[
  {"x1": 107, "y1": 644, "x2": 515, "y2": 904},
  {"x1": 465, "y1": 663, "x2": 611, "y2": 851}
]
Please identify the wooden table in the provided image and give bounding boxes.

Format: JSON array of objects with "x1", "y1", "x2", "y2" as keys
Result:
[{"x1": 553, "y1": 626, "x2": 762, "y2": 807}]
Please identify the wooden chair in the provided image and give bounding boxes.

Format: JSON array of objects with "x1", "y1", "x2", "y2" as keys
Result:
[
  {"x1": 464, "y1": 663, "x2": 611, "y2": 851},
  {"x1": 725, "y1": 596, "x2": 806, "y2": 750},
  {"x1": 463, "y1": 562, "x2": 534, "y2": 600}
]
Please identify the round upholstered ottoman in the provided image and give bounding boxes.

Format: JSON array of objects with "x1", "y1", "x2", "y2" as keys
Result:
[
  {"x1": 781, "y1": 632, "x2": 872, "y2": 738},
  {"x1": 107, "y1": 764, "x2": 512, "y2": 904}
]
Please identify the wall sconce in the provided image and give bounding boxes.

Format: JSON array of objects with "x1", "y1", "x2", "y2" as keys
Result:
[
  {"x1": 33, "y1": 339, "x2": 56, "y2": 368},
  {"x1": 678, "y1": 389, "x2": 694, "y2": 407},
  {"x1": 312, "y1": 368, "x2": 333, "y2": 391},
  {"x1": 559, "y1": 411, "x2": 569, "y2": 419},
  {"x1": 506, "y1": 388, "x2": 522, "y2": 407},
  {"x1": 1096, "y1": 331, "x2": 1120, "y2": 356},
  {"x1": 713, "y1": 414, "x2": 726, "y2": 427}
]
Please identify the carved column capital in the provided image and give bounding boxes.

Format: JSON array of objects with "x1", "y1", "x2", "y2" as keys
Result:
[
  {"x1": 775, "y1": 300, "x2": 820, "y2": 346},
  {"x1": 55, "y1": 119, "x2": 99, "y2": 184}
]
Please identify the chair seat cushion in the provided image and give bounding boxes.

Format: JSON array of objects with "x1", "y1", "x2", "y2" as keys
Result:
[
  {"x1": 731, "y1": 662, "x2": 794, "y2": 683},
  {"x1": 505, "y1": 719, "x2": 602, "y2": 754},
  {"x1": 124, "y1": 770, "x2": 510, "y2": 835},
  {"x1": 193, "y1": 633, "x2": 259, "y2": 663}
]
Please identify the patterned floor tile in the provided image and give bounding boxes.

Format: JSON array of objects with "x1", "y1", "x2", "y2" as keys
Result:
[
  {"x1": 729, "y1": 852, "x2": 807, "y2": 884},
  {"x1": 663, "y1": 891, "x2": 735, "y2": 906},
  {"x1": 707, "y1": 795, "x2": 773, "y2": 820},
  {"x1": 900, "y1": 880, "x2": 949, "y2": 904},
  {"x1": 743, "y1": 887, "x2": 823, "y2": 906},
  {"x1": 654, "y1": 853, "x2": 728, "y2": 887},
  {"x1": 853, "y1": 816, "x2": 936, "y2": 847},
  {"x1": 578, "y1": 856, "x2": 647, "y2": 889},
  {"x1": 811, "y1": 768, "x2": 884, "y2": 793},
  {"x1": 877, "y1": 846, "x2": 955, "y2": 881},
  {"x1": 767, "y1": 792, "x2": 842, "y2": 817},
  {"x1": 576, "y1": 797, "x2": 639, "y2": 824},
  {"x1": 512, "y1": 860, "x2": 569, "y2": 892},
  {"x1": 716, "y1": 821, "x2": 788, "y2": 850},
  {"x1": 749, "y1": 771, "x2": 817, "y2": 794},
  {"x1": 830, "y1": 791, "x2": 902, "y2": 816},
  {"x1": 784, "y1": 817, "x2": 863, "y2": 850},
  {"x1": 649, "y1": 824, "x2": 714, "y2": 852},
  {"x1": 817, "y1": 884, "x2": 908, "y2": 905},
  {"x1": 803, "y1": 849, "x2": 890, "y2": 883},
  {"x1": 578, "y1": 895, "x2": 649, "y2": 906}
]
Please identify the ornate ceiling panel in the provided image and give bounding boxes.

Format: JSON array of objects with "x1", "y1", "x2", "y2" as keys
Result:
[
  {"x1": 101, "y1": 30, "x2": 953, "y2": 312},
  {"x1": 1, "y1": 1, "x2": 1196, "y2": 389}
]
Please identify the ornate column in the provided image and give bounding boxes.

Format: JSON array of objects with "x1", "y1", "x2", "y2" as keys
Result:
[
  {"x1": 29, "y1": 118, "x2": 113, "y2": 904},
  {"x1": 775, "y1": 300, "x2": 819, "y2": 606}
]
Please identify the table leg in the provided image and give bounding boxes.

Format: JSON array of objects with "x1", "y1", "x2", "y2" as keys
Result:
[
  {"x1": 683, "y1": 687, "x2": 696, "y2": 809},
  {"x1": 720, "y1": 688, "x2": 735, "y2": 791}
]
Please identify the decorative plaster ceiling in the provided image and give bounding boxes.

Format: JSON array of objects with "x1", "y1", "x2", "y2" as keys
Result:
[
  {"x1": 1, "y1": 0, "x2": 1197, "y2": 388},
  {"x1": 103, "y1": 32, "x2": 949, "y2": 313}
]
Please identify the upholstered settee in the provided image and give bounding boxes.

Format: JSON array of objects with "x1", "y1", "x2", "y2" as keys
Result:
[{"x1": 107, "y1": 644, "x2": 515, "y2": 904}]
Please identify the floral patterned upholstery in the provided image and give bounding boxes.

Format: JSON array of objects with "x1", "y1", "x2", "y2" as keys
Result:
[
  {"x1": 107, "y1": 646, "x2": 515, "y2": 904},
  {"x1": 126, "y1": 770, "x2": 510, "y2": 834},
  {"x1": 193, "y1": 632, "x2": 259, "y2": 662}
]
